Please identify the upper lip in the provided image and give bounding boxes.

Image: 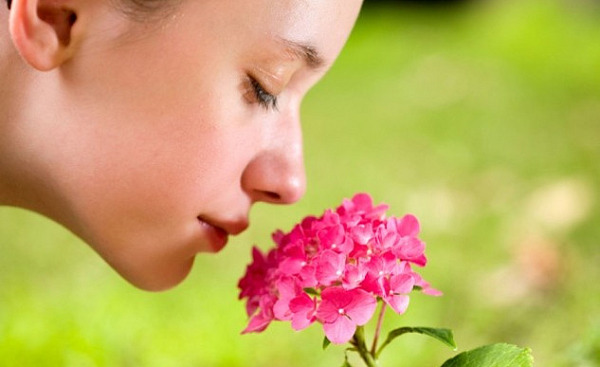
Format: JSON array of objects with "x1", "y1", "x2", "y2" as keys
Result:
[{"x1": 198, "y1": 215, "x2": 249, "y2": 236}]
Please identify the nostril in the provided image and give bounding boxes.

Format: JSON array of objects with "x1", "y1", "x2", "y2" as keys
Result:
[{"x1": 263, "y1": 191, "x2": 281, "y2": 201}]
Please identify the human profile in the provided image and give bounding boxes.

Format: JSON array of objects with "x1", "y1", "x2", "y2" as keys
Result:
[{"x1": 0, "y1": 0, "x2": 364, "y2": 290}]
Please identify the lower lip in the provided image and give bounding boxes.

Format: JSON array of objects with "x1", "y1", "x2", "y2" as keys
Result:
[{"x1": 198, "y1": 219, "x2": 228, "y2": 252}]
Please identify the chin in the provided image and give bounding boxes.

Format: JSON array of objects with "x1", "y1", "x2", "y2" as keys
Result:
[
  {"x1": 113, "y1": 256, "x2": 196, "y2": 292},
  {"x1": 77, "y1": 219, "x2": 201, "y2": 292}
]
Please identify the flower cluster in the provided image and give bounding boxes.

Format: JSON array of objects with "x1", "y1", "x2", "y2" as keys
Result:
[{"x1": 238, "y1": 193, "x2": 440, "y2": 344}]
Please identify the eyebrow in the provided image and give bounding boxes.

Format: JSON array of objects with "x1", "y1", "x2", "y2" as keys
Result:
[{"x1": 279, "y1": 38, "x2": 325, "y2": 70}]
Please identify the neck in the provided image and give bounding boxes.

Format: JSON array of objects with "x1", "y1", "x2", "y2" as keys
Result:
[
  {"x1": 0, "y1": 9, "x2": 16, "y2": 206},
  {"x1": 0, "y1": 8, "x2": 76, "y2": 233},
  {"x1": 0, "y1": 9, "x2": 43, "y2": 212}
]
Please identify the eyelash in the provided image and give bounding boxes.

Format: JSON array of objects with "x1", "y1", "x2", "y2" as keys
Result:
[{"x1": 249, "y1": 77, "x2": 279, "y2": 111}]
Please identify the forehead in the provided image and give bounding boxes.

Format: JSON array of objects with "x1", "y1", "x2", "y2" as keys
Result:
[{"x1": 180, "y1": 0, "x2": 363, "y2": 65}]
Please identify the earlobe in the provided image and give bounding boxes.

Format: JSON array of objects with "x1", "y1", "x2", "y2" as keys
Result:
[{"x1": 8, "y1": 0, "x2": 78, "y2": 71}]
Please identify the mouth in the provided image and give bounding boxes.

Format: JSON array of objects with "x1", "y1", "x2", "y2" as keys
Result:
[{"x1": 197, "y1": 216, "x2": 249, "y2": 252}]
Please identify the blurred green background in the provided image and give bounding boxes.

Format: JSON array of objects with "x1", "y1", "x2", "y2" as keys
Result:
[{"x1": 1, "y1": 0, "x2": 599, "y2": 366}]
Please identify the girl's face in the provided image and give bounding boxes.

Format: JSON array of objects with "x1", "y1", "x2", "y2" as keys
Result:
[{"x1": 28, "y1": 0, "x2": 363, "y2": 290}]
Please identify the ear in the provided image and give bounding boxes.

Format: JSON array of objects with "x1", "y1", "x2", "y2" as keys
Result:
[{"x1": 8, "y1": 0, "x2": 79, "y2": 71}]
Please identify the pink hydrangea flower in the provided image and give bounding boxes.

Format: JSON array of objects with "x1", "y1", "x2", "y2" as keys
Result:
[{"x1": 238, "y1": 193, "x2": 441, "y2": 344}]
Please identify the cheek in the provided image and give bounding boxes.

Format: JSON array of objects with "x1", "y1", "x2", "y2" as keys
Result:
[
  {"x1": 57, "y1": 109, "x2": 256, "y2": 290},
  {"x1": 57, "y1": 83, "x2": 247, "y2": 229},
  {"x1": 69, "y1": 113, "x2": 247, "y2": 224},
  {"x1": 61, "y1": 45, "x2": 251, "y2": 224}
]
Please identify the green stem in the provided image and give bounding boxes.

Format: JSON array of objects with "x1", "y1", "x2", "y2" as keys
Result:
[
  {"x1": 352, "y1": 326, "x2": 378, "y2": 367},
  {"x1": 370, "y1": 301, "x2": 387, "y2": 356}
]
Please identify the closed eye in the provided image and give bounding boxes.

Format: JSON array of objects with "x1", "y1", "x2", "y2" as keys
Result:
[{"x1": 248, "y1": 76, "x2": 278, "y2": 111}]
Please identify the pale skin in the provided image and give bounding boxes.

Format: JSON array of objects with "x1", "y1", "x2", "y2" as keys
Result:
[{"x1": 0, "y1": 0, "x2": 363, "y2": 291}]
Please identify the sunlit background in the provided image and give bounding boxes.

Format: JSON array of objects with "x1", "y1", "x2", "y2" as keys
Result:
[{"x1": 1, "y1": 0, "x2": 599, "y2": 366}]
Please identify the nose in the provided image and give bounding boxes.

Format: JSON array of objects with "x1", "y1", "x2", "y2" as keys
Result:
[{"x1": 241, "y1": 120, "x2": 306, "y2": 205}]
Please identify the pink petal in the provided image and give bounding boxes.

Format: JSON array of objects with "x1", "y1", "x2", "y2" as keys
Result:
[
  {"x1": 278, "y1": 257, "x2": 305, "y2": 275},
  {"x1": 345, "y1": 289, "x2": 377, "y2": 325},
  {"x1": 281, "y1": 240, "x2": 306, "y2": 258},
  {"x1": 242, "y1": 309, "x2": 273, "y2": 334},
  {"x1": 413, "y1": 275, "x2": 443, "y2": 296},
  {"x1": 298, "y1": 264, "x2": 318, "y2": 288},
  {"x1": 251, "y1": 246, "x2": 266, "y2": 264},
  {"x1": 316, "y1": 250, "x2": 346, "y2": 286},
  {"x1": 300, "y1": 215, "x2": 319, "y2": 229},
  {"x1": 289, "y1": 293, "x2": 317, "y2": 330},
  {"x1": 365, "y1": 252, "x2": 397, "y2": 278},
  {"x1": 323, "y1": 316, "x2": 356, "y2": 344},
  {"x1": 272, "y1": 277, "x2": 301, "y2": 320},
  {"x1": 275, "y1": 277, "x2": 299, "y2": 300},
  {"x1": 271, "y1": 230, "x2": 285, "y2": 246},
  {"x1": 292, "y1": 311, "x2": 315, "y2": 331},
  {"x1": 318, "y1": 225, "x2": 345, "y2": 250},
  {"x1": 390, "y1": 273, "x2": 415, "y2": 295},
  {"x1": 411, "y1": 254, "x2": 428, "y2": 267},
  {"x1": 370, "y1": 203, "x2": 390, "y2": 219},
  {"x1": 338, "y1": 235, "x2": 355, "y2": 254},
  {"x1": 397, "y1": 214, "x2": 420, "y2": 237},
  {"x1": 381, "y1": 231, "x2": 398, "y2": 250},
  {"x1": 422, "y1": 286, "x2": 443, "y2": 296},
  {"x1": 394, "y1": 237, "x2": 425, "y2": 261},
  {"x1": 316, "y1": 287, "x2": 352, "y2": 323},
  {"x1": 320, "y1": 210, "x2": 341, "y2": 227},
  {"x1": 351, "y1": 224, "x2": 373, "y2": 245},
  {"x1": 289, "y1": 293, "x2": 313, "y2": 312},
  {"x1": 342, "y1": 264, "x2": 367, "y2": 289},
  {"x1": 245, "y1": 297, "x2": 260, "y2": 317},
  {"x1": 352, "y1": 193, "x2": 374, "y2": 210},
  {"x1": 273, "y1": 298, "x2": 292, "y2": 320},
  {"x1": 386, "y1": 294, "x2": 410, "y2": 314},
  {"x1": 360, "y1": 273, "x2": 384, "y2": 296},
  {"x1": 316, "y1": 299, "x2": 342, "y2": 324}
]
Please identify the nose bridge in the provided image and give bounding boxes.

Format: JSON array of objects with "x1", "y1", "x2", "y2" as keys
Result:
[{"x1": 241, "y1": 108, "x2": 306, "y2": 205}]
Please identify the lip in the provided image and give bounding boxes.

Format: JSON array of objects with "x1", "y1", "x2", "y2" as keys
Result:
[
  {"x1": 197, "y1": 216, "x2": 249, "y2": 252},
  {"x1": 197, "y1": 218, "x2": 228, "y2": 252}
]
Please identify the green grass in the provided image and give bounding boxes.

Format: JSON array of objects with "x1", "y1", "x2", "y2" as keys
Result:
[{"x1": 1, "y1": 0, "x2": 599, "y2": 366}]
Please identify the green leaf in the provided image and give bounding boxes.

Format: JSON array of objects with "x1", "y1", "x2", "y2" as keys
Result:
[
  {"x1": 440, "y1": 343, "x2": 534, "y2": 367},
  {"x1": 376, "y1": 327, "x2": 456, "y2": 358},
  {"x1": 323, "y1": 336, "x2": 331, "y2": 350}
]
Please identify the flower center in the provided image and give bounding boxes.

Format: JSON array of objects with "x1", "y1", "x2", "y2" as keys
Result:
[
  {"x1": 335, "y1": 270, "x2": 343, "y2": 276},
  {"x1": 338, "y1": 308, "x2": 345, "y2": 315}
]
